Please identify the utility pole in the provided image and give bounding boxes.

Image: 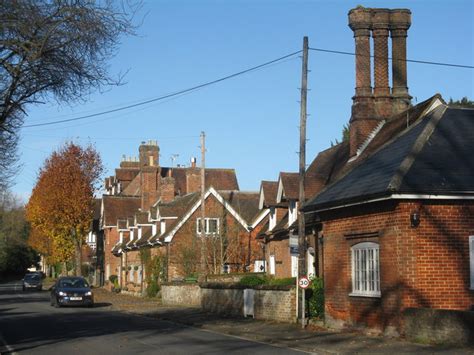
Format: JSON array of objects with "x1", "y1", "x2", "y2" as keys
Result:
[
  {"x1": 298, "y1": 36, "x2": 309, "y2": 328},
  {"x1": 199, "y1": 131, "x2": 207, "y2": 281}
]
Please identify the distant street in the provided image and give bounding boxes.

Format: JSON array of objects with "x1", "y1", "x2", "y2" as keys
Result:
[{"x1": 0, "y1": 281, "x2": 305, "y2": 354}]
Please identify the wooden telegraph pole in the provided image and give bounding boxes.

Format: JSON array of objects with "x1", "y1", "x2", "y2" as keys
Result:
[
  {"x1": 199, "y1": 131, "x2": 207, "y2": 281},
  {"x1": 298, "y1": 36, "x2": 309, "y2": 328}
]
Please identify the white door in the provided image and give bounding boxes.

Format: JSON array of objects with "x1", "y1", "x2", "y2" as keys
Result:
[
  {"x1": 243, "y1": 289, "x2": 255, "y2": 317},
  {"x1": 291, "y1": 254, "x2": 298, "y2": 277},
  {"x1": 307, "y1": 248, "x2": 315, "y2": 278},
  {"x1": 269, "y1": 255, "x2": 275, "y2": 275}
]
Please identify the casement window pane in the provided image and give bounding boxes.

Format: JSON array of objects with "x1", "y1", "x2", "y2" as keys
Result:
[
  {"x1": 208, "y1": 219, "x2": 218, "y2": 234},
  {"x1": 351, "y1": 242, "x2": 380, "y2": 297}
]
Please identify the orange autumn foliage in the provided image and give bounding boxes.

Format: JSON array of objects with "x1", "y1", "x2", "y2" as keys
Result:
[{"x1": 26, "y1": 142, "x2": 103, "y2": 273}]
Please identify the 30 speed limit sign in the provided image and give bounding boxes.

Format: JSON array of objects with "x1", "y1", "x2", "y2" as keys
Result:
[{"x1": 298, "y1": 276, "x2": 310, "y2": 289}]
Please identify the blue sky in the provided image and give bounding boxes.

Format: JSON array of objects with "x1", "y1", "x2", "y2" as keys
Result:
[{"x1": 16, "y1": 0, "x2": 474, "y2": 201}]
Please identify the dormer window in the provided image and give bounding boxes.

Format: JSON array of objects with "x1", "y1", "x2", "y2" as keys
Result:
[
  {"x1": 130, "y1": 230, "x2": 134, "y2": 241},
  {"x1": 269, "y1": 207, "x2": 276, "y2": 231},
  {"x1": 152, "y1": 224, "x2": 157, "y2": 236},
  {"x1": 288, "y1": 200, "x2": 298, "y2": 225},
  {"x1": 160, "y1": 221, "x2": 166, "y2": 235},
  {"x1": 119, "y1": 231, "x2": 123, "y2": 243},
  {"x1": 137, "y1": 227, "x2": 142, "y2": 240}
]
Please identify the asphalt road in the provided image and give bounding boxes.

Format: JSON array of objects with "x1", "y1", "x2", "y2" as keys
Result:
[{"x1": 0, "y1": 281, "x2": 307, "y2": 354}]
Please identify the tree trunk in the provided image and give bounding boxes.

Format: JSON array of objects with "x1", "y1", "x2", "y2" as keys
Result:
[{"x1": 75, "y1": 241, "x2": 82, "y2": 276}]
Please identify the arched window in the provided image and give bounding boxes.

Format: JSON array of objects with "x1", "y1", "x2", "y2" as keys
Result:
[{"x1": 350, "y1": 242, "x2": 380, "y2": 297}]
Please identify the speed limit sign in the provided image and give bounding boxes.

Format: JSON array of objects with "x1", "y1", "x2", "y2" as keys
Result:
[{"x1": 298, "y1": 276, "x2": 310, "y2": 289}]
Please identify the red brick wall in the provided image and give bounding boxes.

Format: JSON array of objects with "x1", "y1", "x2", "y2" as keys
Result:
[
  {"x1": 104, "y1": 227, "x2": 121, "y2": 281},
  {"x1": 167, "y1": 195, "x2": 252, "y2": 279},
  {"x1": 319, "y1": 200, "x2": 474, "y2": 332},
  {"x1": 266, "y1": 237, "x2": 292, "y2": 278}
]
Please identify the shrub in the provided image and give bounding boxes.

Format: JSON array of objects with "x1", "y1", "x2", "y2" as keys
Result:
[
  {"x1": 308, "y1": 276, "x2": 324, "y2": 319},
  {"x1": 146, "y1": 279, "x2": 160, "y2": 297},
  {"x1": 238, "y1": 275, "x2": 266, "y2": 287},
  {"x1": 109, "y1": 274, "x2": 118, "y2": 284},
  {"x1": 268, "y1": 277, "x2": 296, "y2": 286},
  {"x1": 113, "y1": 278, "x2": 120, "y2": 292}
]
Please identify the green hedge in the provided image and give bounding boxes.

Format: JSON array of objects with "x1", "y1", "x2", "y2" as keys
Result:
[
  {"x1": 308, "y1": 276, "x2": 324, "y2": 319},
  {"x1": 238, "y1": 275, "x2": 296, "y2": 287}
]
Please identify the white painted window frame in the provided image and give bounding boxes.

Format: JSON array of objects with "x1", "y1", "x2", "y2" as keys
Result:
[
  {"x1": 350, "y1": 242, "x2": 381, "y2": 298},
  {"x1": 160, "y1": 221, "x2": 166, "y2": 235},
  {"x1": 470, "y1": 235, "x2": 474, "y2": 290},
  {"x1": 196, "y1": 217, "x2": 220, "y2": 236},
  {"x1": 269, "y1": 207, "x2": 276, "y2": 231},
  {"x1": 288, "y1": 200, "x2": 298, "y2": 225},
  {"x1": 269, "y1": 255, "x2": 276, "y2": 275}
]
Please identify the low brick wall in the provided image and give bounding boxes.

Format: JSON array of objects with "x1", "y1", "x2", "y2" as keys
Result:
[
  {"x1": 403, "y1": 308, "x2": 474, "y2": 345},
  {"x1": 161, "y1": 283, "x2": 201, "y2": 307},
  {"x1": 201, "y1": 283, "x2": 296, "y2": 323}
]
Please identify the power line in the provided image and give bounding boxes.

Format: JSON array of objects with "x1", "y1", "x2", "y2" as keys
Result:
[
  {"x1": 309, "y1": 47, "x2": 474, "y2": 69},
  {"x1": 23, "y1": 50, "x2": 303, "y2": 128}
]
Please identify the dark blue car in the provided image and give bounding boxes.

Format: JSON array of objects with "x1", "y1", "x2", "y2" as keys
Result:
[{"x1": 50, "y1": 276, "x2": 94, "y2": 308}]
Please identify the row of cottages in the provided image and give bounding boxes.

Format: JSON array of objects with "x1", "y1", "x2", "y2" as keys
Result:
[
  {"x1": 266, "y1": 6, "x2": 473, "y2": 335},
  {"x1": 99, "y1": 140, "x2": 269, "y2": 291}
]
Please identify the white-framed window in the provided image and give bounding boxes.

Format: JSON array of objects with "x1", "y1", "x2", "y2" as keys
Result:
[
  {"x1": 291, "y1": 254, "x2": 298, "y2": 277},
  {"x1": 119, "y1": 232, "x2": 123, "y2": 243},
  {"x1": 269, "y1": 207, "x2": 277, "y2": 231},
  {"x1": 196, "y1": 218, "x2": 219, "y2": 236},
  {"x1": 130, "y1": 229, "x2": 134, "y2": 241},
  {"x1": 269, "y1": 255, "x2": 276, "y2": 275},
  {"x1": 137, "y1": 227, "x2": 142, "y2": 240},
  {"x1": 470, "y1": 236, "x2": 474, "y2": 290},
  {"x1": 350, "y1": 242, "x2": 381, "y2": 297},
  {"x1": 160, "y1": 221, "x2": 166, "y2": 235},
  {"x1": 254, "y1": 260, "x2": 266, "y2": 273},
  {"x1": 288, "y1": 200, "x2": 298, "y2": 225},
  {"x1": 152, "y1": 223, "x2": 157, "y2": 236}
]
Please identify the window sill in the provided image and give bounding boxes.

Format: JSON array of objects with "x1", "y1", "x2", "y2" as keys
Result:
[{"x1": 349, "y1": 292, "x2": 381, "y2": 298}]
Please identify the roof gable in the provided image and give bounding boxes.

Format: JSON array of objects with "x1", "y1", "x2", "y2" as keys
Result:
[{"x1": 162, "y1": 187, "x2": 252, "y2": 243}]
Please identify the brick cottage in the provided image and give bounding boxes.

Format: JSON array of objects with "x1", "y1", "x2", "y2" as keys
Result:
[{"x1": 302, "y1": 7, "x2": 474, "y2": 335}]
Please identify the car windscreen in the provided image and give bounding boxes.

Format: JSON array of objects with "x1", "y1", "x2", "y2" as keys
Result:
[
  {"x1": 58, "y1": 279, "x2": 89, "y2": 288},
  {"x1": 24, "y1": 274, "x2": 40, "y2": 281}
]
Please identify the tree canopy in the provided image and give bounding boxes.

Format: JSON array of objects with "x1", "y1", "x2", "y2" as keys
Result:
[
  {"x1": 0, "y1": 0, "x2": 138, "y2": 190},
  {"x1": 26, "y1": 142, "x2": 103, "y2": 275},
  {"x1": 448, "y1": 97, "x2": 474, "y2": 108}
]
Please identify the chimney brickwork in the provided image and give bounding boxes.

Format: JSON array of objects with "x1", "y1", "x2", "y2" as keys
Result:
[
  {"x1": 390, "y1": 9, "x2": 412, "y2": 113},
  {"x1": 161, "y1": 177, "x2": 175, "y2": 203},
  {"x1": 186, "y1": 168, "x2": 201, "y2": 194},
  {"x1": 348, "y1": 7, "x2": 412, "y2": 157}
]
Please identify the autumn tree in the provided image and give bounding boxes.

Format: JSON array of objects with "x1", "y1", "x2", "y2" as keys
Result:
[
  {"x1": 26, "y1": 142, "x2": 103, "y2": 276},
  {"x1": 0, "y1": 0, "x2": 139, "y2": 190}
]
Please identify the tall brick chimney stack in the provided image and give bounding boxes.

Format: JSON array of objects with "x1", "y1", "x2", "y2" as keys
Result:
[
  {"x1": 348, "y1": 7, "x2": 412, "y2": 158},
  {"x1": 390, "y1": 9, "x2": 412, "y2": 114},
  {"x1": 139, "y1": 140, "x2": 160, "y2": 210},
  {"x1": 348, "y1": 7, "x2": 375, "y2": 158},
  {"x1": 372, "y1": 9, "x2": 391, "y2": 118}
]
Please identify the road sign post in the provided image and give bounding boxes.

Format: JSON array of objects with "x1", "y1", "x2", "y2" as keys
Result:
[{"x1": 298, "y1": 276, "x2": 310, "y2": 328}]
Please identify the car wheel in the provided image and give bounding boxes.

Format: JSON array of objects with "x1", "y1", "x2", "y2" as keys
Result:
[
  {"x1": 88, "y1": 302, "x2": 94, "y2": 308},
  {"x1": 54, "y1": 298, "x2": 61, "y2": 308}
]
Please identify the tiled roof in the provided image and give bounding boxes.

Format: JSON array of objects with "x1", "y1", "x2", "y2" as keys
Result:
[
  {"x1": 260, "y1": 181, "x2": 279, "y2": 207},
  {"x1": 117, "y1": 219, "x2": 128, "y2": 230},
  {"x1": 135, "y1": 211, "x2": 150, "y2": 225},
  {"x1": 279, "y1": 172, "x2": 299, "y2": 200},
  {"x1": 121, "y1": 174, "x2": 141, "y2": 196},
  {"x1": 135, "y1": 226, "x2": 153, "y2": 247},
  {"x1": 102, "y1": 195, "x2": 141, "y2": 227},
  {"x1": 304, "y1": 97, "x2": 472, "y2": 211},
  {"x1": 218, "y1": 191, "x2": 260, "y2": 224},
  {"x1": 158, "y1": 192, "x2": 200, "y2": 218},
  {"x1": 115, "y1": 168, "x2": 140, "y2": 182}
]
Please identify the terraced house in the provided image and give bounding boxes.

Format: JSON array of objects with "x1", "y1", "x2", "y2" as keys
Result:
[{"x1": 100, "y1": 140, "x2": 267, "y2": 291}]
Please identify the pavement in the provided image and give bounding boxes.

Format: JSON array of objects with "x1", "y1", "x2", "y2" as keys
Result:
[{"x1": 94, "y1": 288, "x2": 474, "y2": 354}]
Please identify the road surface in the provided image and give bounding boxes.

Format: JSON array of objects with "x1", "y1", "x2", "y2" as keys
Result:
[{"x1": 0, "y1": 281, "x2": 306, "y2": 354}]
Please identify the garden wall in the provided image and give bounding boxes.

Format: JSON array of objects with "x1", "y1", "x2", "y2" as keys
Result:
[
  {"x1": 200, "y1": 283, "x2": 296, "y2": 323},
  {"x1": 161, "y1": 283, "x2": 201, "y2": 307},
  {"x1": 403, "y1": 308, "x2": 474, "y2": 345}
]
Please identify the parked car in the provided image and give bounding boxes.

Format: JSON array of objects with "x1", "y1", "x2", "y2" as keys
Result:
[
  {"x1": 22, "y1": 273, "x2": 43, "y2": 291},
  {"x1": 50, "y1": 276, "x2": 94, "y2": 308}
]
